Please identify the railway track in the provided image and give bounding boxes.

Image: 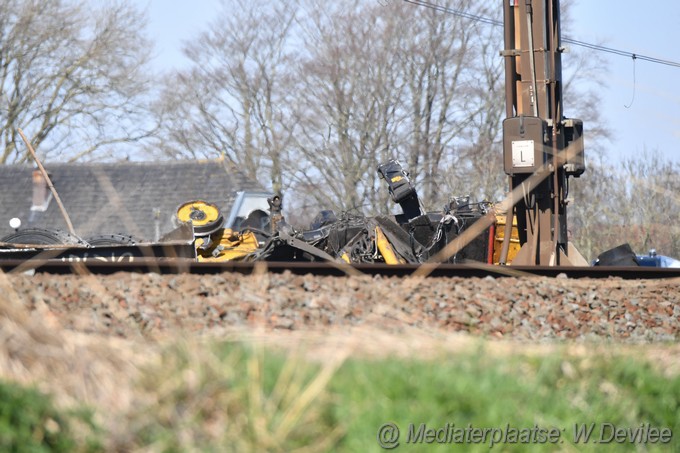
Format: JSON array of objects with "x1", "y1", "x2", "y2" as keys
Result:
[{"x1": 2, "y1": 258, "x2": 679, "y2": 279}]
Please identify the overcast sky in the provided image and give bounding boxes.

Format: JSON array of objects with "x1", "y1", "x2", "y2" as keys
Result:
[{"x1": 147, "y1": 0, "x2": 680, "y2": 164}]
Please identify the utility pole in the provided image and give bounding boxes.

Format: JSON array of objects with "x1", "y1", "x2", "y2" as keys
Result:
[{"x1": 501, "y1": 0, "x2": 587, "y2": 266}]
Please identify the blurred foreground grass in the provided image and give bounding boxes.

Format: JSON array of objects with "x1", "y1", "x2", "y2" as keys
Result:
[
  {"x1": 3, "y1": 340, "x2": 678, "y2": 452},
  {"x1": 0, "y1": 381, "x2": 101, "y2": 453}
]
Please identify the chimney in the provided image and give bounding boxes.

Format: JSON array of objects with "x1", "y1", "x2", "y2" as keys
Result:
[{"x1": 31, "y1": 169, "x2": 52, "y2": 211}]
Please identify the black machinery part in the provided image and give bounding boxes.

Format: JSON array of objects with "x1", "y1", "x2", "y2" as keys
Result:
[
  {"x1": 85, "y1": 234, "x2": 140, "y2": 246},
  {"x1": 377, "y1": 160, "x2": 422, "y2": 221},
  {"x1": 593, "y1": 243, "x2": 639, "y2": 267},
  {"x1": 1, "y1": 228, "x2": 87, "y2": 246}
]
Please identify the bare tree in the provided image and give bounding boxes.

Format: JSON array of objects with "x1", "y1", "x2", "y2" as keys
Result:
[
  {"x1": 411, "y1": 2, "x2": 506, "y2": 207},
  {"x1": 569, "y1": 149, "x2": 680, "y2": 261},
  {"x1": 568, "y1": 156, "x2": 622, "y2": 260},
  {"x1": 0, "y1": 0, "x2": 153, "y2": 164},
  {"x1": 286, "y1": 0, "x2": 404, "y2": 215},
  {"x1": 152, "y1": 0, "x2": 298, "y2": 193},
  {"x1": 286, "y1": 0, "x2": 508, "y2": 216},
  {"x1": 153, "y1": 0, "x2": 615, "y2": 231},
  {"x1": 619, "y1": 153, "x2": 680, "y2": 257},
  {"x1": 395, "y1": 1, "x2": 495, "y2": 205}
]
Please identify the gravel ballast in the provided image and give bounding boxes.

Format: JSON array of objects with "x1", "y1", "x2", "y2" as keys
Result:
[{"x1": 4, "y1": 272, "x2": 678, "y2": 343}]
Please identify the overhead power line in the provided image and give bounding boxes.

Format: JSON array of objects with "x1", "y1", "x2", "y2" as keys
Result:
[
  {"x1": 403, "y1": 0, "x2": 501, "y2": 26},
  {"x1": 402, "y1": 0, "x2": 680, "y2": 69}
]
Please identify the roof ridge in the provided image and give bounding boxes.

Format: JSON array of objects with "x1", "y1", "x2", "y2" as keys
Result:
[{"x1": 0, "y1": 158, "x2": 228, "y2": 170}]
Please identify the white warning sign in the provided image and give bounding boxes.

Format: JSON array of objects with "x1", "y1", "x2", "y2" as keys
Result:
[{"x1": 512, "y1": 140, "x2": 535, "y2": 168}]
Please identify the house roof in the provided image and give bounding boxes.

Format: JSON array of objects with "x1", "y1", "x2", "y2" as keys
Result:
[{"x1": 0, "y1": 159, "x2": 266, "y2": 242}]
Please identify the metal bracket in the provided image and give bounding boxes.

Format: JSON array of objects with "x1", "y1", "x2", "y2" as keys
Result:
[{"x1": 278, "y1": 231, "x2": 339, "y2": 262}]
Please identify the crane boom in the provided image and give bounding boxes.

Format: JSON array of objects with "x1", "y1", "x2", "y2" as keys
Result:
[{"x1": 501, "y1": 0, "x2": 586, "y2": 266}]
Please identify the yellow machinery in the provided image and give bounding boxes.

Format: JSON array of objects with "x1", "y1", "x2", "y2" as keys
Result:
[
  {"x1": 177, "y1": 200, "x2": 259, "y2": 262},
  {"x1": 177, "y1": 199, "x2": 521, "y2": 265},
  {"x1": 493, "y1": 214, "x2": 521, "y2": 265},
  {"x1": 176, "y1": 200, "x2": 224, "y2": 235},
  {"x1": 375, "y1": 226, "x2": 407, "y2": 265},
  {"x1": 194, "y1": 228, "x2": 260, "y2": 262}
]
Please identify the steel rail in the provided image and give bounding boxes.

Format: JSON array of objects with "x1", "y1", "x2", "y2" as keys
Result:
[{"x1": 2, "y1": 258, "x2": 679, "y2": 279}]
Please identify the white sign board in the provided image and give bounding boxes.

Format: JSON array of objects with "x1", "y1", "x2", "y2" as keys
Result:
[{"x1": 511, "y1": 140, "x2": 534, "y2": 168}]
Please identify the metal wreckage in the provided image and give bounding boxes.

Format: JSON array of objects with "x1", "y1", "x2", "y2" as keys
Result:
[
  {"x1": 0, "y1": 159, "x2": 511, "y2": 267},
  {"x1": 181, "y1": 159, "x2": 506, "y2": 266},
  {"x1": 2, "y1": 0, "x2": 678, "y2": 269}
]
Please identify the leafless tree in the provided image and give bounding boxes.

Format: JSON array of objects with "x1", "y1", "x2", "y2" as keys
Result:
[
  {"x1": 285, "y1": 0, "x2": 509, "y2": 217},
  {"x1": 154, "y1": 0, "x2": 618, "y2": 232},
  {"x1": 394, "y1": 2, "x2": 497, "y2": 206},
  {"x1": 151, "y1": 0, "x2": 298, "y2": 194},
  {"x1": 570, "y1": 151, "x2": 680, "y2": 260},
  {"x1": 568, "y1": 156, "x2": 622, "y2": 260},
  {"x1": 286, "y1": 0, "x2": 404, "y2": 215},
  {"x1": 0, "y1": 0, "x2": 153, "y2": 164},
  {"x1": 421, "y1": 3, "x2": 507, "y2": 207},
  {"x1": 618, "y1": 153, "x2": 680, "y2": 257}
]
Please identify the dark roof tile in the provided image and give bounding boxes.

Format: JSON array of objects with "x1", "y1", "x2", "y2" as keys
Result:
[{"x1": 0, "y1": 159, "x2": 266, "y2": 241}]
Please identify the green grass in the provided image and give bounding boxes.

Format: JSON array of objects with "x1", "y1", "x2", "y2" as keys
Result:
[
  {"x1": 127, "y1": 342, "x2": 344, "y2": 452},
  {"x1": 5, "y1": 341, "x2": 678, "y2": 452},
  {"x1": 331, "y1": 350, "x2": 679, "y2": 452},
  {"x1": 0, "y1": 380, "x2": 101, "y2": 453},
  {"x1": 126, "y1": 341, "x2": 679, "y2": 452}
]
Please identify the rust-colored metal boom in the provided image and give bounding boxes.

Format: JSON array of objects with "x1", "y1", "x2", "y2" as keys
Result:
[{"x1": 501, "y1": 0, "x2": 586, "y2": 266}]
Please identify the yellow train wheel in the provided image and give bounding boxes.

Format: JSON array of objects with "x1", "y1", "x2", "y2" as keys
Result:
[{"x1": 176, "y1": 200, "x2": 224, "y2": 236}]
